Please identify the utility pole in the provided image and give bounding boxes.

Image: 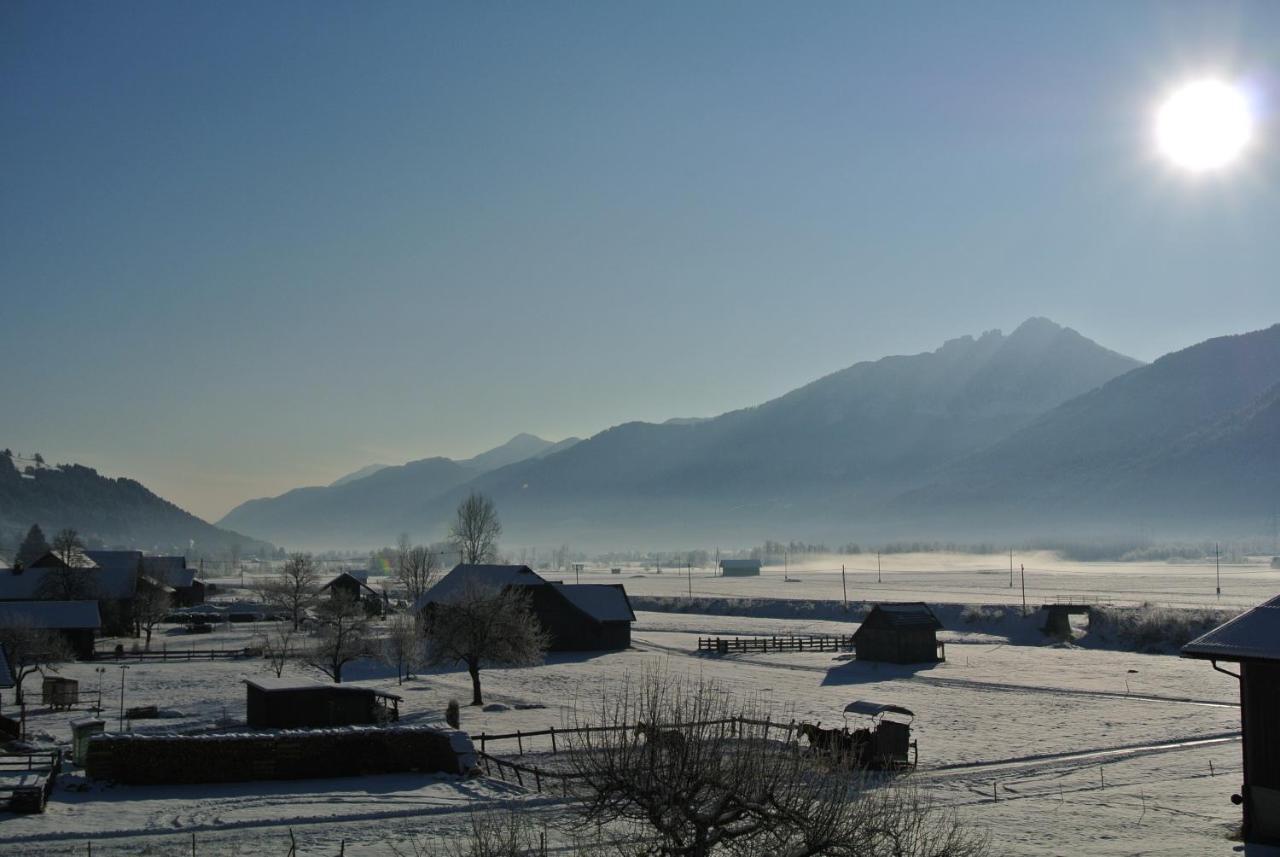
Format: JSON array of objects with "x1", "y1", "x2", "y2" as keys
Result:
[
  {"x1": 715, "y1": 547, "x2": 720, "y2": 577},
  {"x1": 1215, "y1": 543, "x2": 1221, "y2": 598},
  {"x1": 687, "y1": 562, "x2": 692, "y2": 597},
  {"x1": 118, "y1": 665, "x2": 131, "y2": 730},
  {"x1": 877, "y1": 551, "x2": 882, "y2": 584},
  {"x1": 1009, "y1": 549, "x2": 1014, "y2": 588},
  {"x1": 841, "y1": 564, "x2": 848, "y2": 611},
  {"x1": 784, "y1": 551, "x2": 789, "y2": 582},
  {"x1": 1020, "y1": 564, "x2": 1027, "y2": 616}
]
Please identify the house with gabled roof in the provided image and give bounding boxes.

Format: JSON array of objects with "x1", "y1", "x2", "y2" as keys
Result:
[
  {"x1": 1183, "y1": 594, "x2": 1280, "y2": 843},
  {"x1": 416, "y1": 564, "x2": 635, "y2": 651}
]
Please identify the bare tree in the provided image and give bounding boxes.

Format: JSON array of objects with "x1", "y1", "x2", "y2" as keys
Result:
[
  {"x1": 133, "y1": 583, "x2": 171, "y2": 649},
  {"x1": 566, "y1": 669, "x2": 988, "y2": 857},
  {"x1": 306, "y1": 592, "x2": 373, "y2": 683},
  {"x1": 0, "y1": 619, "x2": 75, "y2": 734},
  {"x1": 382, "y1": 612, "x2": 423, "y2": 684},
  {"x1": 422, "y1": 581, "x2": 547, "y2": 706},
  {"x1": 397, "y1": 544, "x2": 441, "y2": 607},
  {"x1": 257, "y1": 622, "x2": 298, "y2": 678},
  {"x1": 36, "y1": 529, "x2": 97, "y2": 601},
  {"x1": 258, "y1": 553, "x2": 321, "y2": 630},
  {"x1": 450, "y1": 493, "x2": 502, "y2": 564}
]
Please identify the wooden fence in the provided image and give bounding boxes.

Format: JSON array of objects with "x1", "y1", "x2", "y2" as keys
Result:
[
  {"x1": 697, "y1": 634, "x2": 855, "y2": 654},
  {"x1": 86, "y1": 646, "x2": 257, "y2": 663},
  {"x1": 475, "y1": 717, "x2": 802, "y2": 794}
]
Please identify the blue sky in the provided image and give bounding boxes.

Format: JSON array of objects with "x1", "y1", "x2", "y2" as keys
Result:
[{"x1": 3, "y1": 1, "x2": 1279, "y2": 521}]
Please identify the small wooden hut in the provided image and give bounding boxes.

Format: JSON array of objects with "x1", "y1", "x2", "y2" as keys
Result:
[
  {"x1": 853, "y1": 603, "x2": 944, "y2": 664},
  {"x1": 244, "y1": 678, "x2": 401, "y2": 729},
  {"x1": 1182, "y1": 594, "x2": 1280, "y2": 843},
  {"x1": 719, "y1": 559, "x2": 762, "y2": 577}
]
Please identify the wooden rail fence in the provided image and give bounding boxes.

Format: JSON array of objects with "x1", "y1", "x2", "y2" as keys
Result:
[
  {"x1": 0, "y1": 750, "x2": 61, "y2": 813},
  {"x1": 475, "y1": 717, "x2": 802, "y2": 794},
  {"x1": 86, "y1": 646, "x2": 258, "y2": 663},
  {"x1": 697, "y1": 634, "x2": 855, "y2": 654}
]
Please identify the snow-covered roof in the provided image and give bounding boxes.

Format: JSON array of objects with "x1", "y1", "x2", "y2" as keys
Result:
[
  {"x1": 0, "y1": 644, "x2": 13, "y2": 688},
  {"x1": 856, "y1": 602, "x2": 943, "y2": 630},
  {"x1": 141, "y1": 557, "x2": 195, "y2": 588},
  {"x1": 243, "y1": 677, "x2": 402, "y2": 700},
  {"x1": 84, "y1": 550, "x2": 142, "y2": 571},
  {"x1": 413, "y1": 564, "x2": 545, "y2": 612},
  {"x1": 320, "y1": 572, "x2": 382, "y2": 599},
  {"x1": 0, "y1": 566, "x2": 138, "y2": 600},
  {"x1": 553, "y1": 584, "x2": 635, "y2": 623},
  {"x1": 0, "y1": 600, "x2": 102, "y2": 630},
  {"x1": 1182, "y1": 594, "x2": 1280, "y2": 663}
]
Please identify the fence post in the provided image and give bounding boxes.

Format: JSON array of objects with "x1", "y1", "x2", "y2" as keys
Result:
[
  {"x1": 517, "y1": 730, "x2": 523, "y2": 756},
  {"x1": 550, "y1": 726, "x2": 557, "y2": 755}
]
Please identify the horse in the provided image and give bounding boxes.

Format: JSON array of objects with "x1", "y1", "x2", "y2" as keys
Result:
[
  {"x1": 635, "y1": 722, "x2": 686, "y2": 755},
  {"x1": 798, "y1": 722, "x2": 863, "y2": 767}
]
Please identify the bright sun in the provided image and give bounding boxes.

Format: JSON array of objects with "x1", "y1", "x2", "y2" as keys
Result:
[{"x1": 1155, "y1": 79, "x2": 1254, "y2": 171}]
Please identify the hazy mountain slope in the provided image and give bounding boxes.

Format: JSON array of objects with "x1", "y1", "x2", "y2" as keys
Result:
[
  {"x1": 895, "y1": 324, "x2": 1280, "y2": 532},
  {"x1": 218, "y1": 434, "x2": 580, "y2": 548},
  {"x1": 329, "y1": 464, "x2": 389, "y2": 487},
  {"x1": 423, "y1": 318, "x2": 1143, "y2": 545},
  {"x1": 0, "y1": 456, "x2": 270, "y2": 557}
]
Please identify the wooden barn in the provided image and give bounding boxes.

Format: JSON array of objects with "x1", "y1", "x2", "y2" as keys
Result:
[
  {"x1": 0, "y1": 600, "x2": 101, "y2": 659},
  {"x1": 416, "y1": 564, "x2": 636, "y2": 652},
  {"x1": 243, "y1": 677, "x2": 401, "y2": 729},
  {"x1": 853, "y1": 603, "x2": 945, "y2": 664},
  {"x1": 320, "y1": 572, "x2": 386, "y2": 615},
  {"x1": 719, "y1": 559, "x2": 762, "y2": 577},
  {"x1": 1183, "y1": 594, "x2": 1280, "y2": 843}
]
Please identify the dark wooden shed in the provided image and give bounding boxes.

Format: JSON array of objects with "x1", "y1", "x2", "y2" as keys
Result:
[
  {"x1": 719, "y1": 559, "x2": 762, "y2": 577},
  {"x1": 320, "y1": 572, "x2": 386, "y2": 615},
  {"x1": 1183, "y1": 594, "x2": 1280, "y2": 843},
  {"x1": 244, "y1": 677, "x2": 401, "y2": 729},
  {"x1": 853, "y1": 603, "x2": 945, "y2": 664}
]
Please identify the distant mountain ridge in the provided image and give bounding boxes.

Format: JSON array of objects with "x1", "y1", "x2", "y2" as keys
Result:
[
  {"x1": 217, "y1": 433, "x2": 581, "y2": 547},
  {"x1": 0, "y1": 455, "x2": 271, "y2": 558},
  {"x1": 220, "y1": 318, "x2": 1148, "y2": 549},
  {"x1": 893, "y1": 323, "x2": 1280, "y2": 534}
]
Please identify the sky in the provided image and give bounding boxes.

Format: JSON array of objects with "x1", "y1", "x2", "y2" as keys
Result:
[{"x1": 3, "y1": 1, "x2": 1280, "y2": 522}]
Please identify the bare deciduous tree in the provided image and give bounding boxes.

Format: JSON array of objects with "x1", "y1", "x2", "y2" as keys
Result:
[
  {"x1": 382, "y1": 612, "x2": 423, "y2": 684},
  {"x1": 36, "y1": 529, "x2": 98, "y2": 601},
  {"x1": 566, "y1": 669, "x2": 988, "y2": 857},
  {"x1": 258, "y1": 553, "x2": 321, "y2": 630},
  {"x1": 397, "y1": 543, "x2": 441, "y2": 608},
  {"x1": 450, "y1": 493, "x2": 502, "y2": 565},
  {"x1": 0, "y1": 618, "x2": 75, "y2": 733},
  {"x1": 133, "y1": 583, "x2": 171, "y2": 649},
  {"x1": 306, "y1": 592, "x2": 373, "y2": 683},
  {"x1": 422, "y1": 581, "x2": 547, "y2": 706},
  {"x1": 257, "y1": 621, "x2": 298, "y2": 678}
]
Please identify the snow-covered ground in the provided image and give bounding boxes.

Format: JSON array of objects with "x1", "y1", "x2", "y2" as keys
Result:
[{"x1": 3, "y1": 565, "x2": 1277, "y2": 856}]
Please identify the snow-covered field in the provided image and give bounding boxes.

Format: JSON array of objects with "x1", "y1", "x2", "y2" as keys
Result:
[{"x1": 4, "y1": 555, "x2": 1278, "y2": 856}]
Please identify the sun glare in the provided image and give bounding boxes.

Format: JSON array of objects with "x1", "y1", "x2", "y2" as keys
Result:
[{"x1": 1155, "y1": 79, "x2": 1254, "y2": 171}]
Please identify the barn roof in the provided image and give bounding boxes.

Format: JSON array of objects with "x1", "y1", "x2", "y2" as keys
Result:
[
  {"x1": 243, "y1": 677, "x2": 402, "y2": 700},
  {"x1": 855, "y1": 602, "x2": 942, "y2": 631},
  {"x1": 413, "y1": 564, "x2": 545, "y2": 612},
  {"x1": 553, "y1": 584, "x2": 636, "y2": 623},
  {"x1": 141, "y1": 557, "x2": 195, "y2": 587},
  {"x1": 84, "y1": 550, "x2": 142, "y2": 571},
  {"x1": 0, "y1": 600, "x2": 102, "y2": 630},
  {"x1": 0, "y1": 644, "x2": 13, "y2": 689},
  {"x1": 0, "y1": 566, "x2": 138, "y2": 600},
  {"x1": 1182, "y1": 594, "x2": 1280, "y2": 663}
]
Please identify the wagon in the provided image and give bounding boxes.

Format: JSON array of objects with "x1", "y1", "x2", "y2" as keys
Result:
[{"x1": 842, "y1": 700, "x2": 917, "y2": 771}]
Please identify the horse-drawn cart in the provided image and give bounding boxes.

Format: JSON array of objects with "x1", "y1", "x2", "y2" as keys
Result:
[
  {"x1": 799, "y1": 700, "x2": 917, "y2": 771},
  {"x1": 842, "y1": 700, "x2": 916, "y2": 770}
]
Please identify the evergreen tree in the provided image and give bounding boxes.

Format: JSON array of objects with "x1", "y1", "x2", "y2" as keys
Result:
[{"x1": 15, "y1": 524, "x2": 50, "y2": 567}]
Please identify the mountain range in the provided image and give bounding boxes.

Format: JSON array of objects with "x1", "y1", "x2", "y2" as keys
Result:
[{"x1": 11, "y1": 317, "x2": 1276, "y2": 555}]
